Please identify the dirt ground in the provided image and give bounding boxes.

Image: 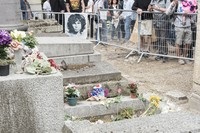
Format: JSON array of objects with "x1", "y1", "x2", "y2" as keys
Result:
[{"x1": 95, "y1": 44, "x2": 194, "y2": 101}]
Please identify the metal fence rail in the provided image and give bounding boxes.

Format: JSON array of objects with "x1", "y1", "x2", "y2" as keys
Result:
[{"x1": 19, "y1": 9, "x2": 197, "y2": 64}]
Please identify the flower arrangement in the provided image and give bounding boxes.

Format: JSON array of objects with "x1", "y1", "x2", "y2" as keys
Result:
[
  {"x1": 0, "y1": 30, "x2": 13, "y2": 65},
  {"x1": 127, "y1": 82, "x2": 138, "y2": 94},
  {"x1": 10, "y1": 30, "x2": 26, "y2": 51},
  {"x1": 22, "y1": 31, "x2": 37, "y2": 49},
  {"x1": 140, "y1": 95, "x2": 161, "y2": 117},
  {"x1": 22, "y1": 51, "x2": 58, "y2": 75},
  {"x1": 10, "y1": 30, "x2": 38, "y2": 53},
  {"x1": 10, "y1": 30, "x2": 26, "y2": 42},
  {"x1": 64, "y1": 83, "x2": 80, "y2": 98}
]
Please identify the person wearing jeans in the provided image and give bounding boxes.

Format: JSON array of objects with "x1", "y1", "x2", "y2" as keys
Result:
[{"x1": 122, "y1": 0, "x2": 135, "y2": 43}]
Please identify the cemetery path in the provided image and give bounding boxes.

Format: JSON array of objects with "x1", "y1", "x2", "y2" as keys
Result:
[{"x1": 95, "y1": 45, "x2": 193, "y2": 98}]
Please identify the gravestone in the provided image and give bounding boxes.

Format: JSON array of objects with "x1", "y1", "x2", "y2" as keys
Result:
[
  {"x1": 0, "y1": 0, "x2": 28, "y2": 31},
  {"x1": 189, "y1": 3, "x2": 200, "y2": 111}
]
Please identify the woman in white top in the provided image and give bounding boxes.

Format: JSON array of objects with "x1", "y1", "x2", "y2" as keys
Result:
[
  {"x1": 43, "y1": 0, "x2": 52, "y2": 19},
  {"x1": 110, "y1": 0, "x2": 120, "y2": 40},
  {"x1": 85, "y1": 0, "x2": 94, "y2": 38}
]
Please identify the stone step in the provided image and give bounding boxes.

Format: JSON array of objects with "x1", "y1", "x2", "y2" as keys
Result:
[
  {"x1": 36, "y1": 37, "x2": 94, "y2": 57},
  {"x1": 63, "y1": 111, "x2": 200, "y2": 133},
  {"x1": 62, "y1": 61, "x2": 122, "y2": 85},
  {"x1": 64, "y1": 96, "x2": 145, "y2": 118},
  {"x1": 50, "y1": 50, "x2": 101, "y2": 65},
  {"x1": 73, "y1": 77, "x2": 129, "y2": 99}
]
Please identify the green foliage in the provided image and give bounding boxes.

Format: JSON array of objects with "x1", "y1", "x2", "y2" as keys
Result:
[
  {"x1": 0, "y1": 47, "x2": 7, "y2": 60},
  {"x1": 114, "y1": 107, "x2": 135, "y2": 121},
  {"x1": 127, "y1": 82, "x2": 138, "y2": 94},
  {"x1": 64, "y1": 84, "x2": 80, "y2": 98},
  {"x1": 22, "y1": 33, "x2": 38, "y2": 48},
  {"x1": 0, "y1": 59, "x2": 14, "y2": 66},
  {"x1": 0, "y1": 47, "x2": 14, "y2": 65}
]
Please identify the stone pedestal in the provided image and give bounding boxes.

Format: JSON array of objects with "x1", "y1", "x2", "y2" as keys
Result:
[
  {"x1": 0, "y1": 72, "x2": 64, "y2": 133},
  {"x1": 189, "y1": 3, "x2": 200, "y2": 111},
  {"x1": 0, "y1": 0, "x2": 28, "y2": 31},
  {"x1": 28, "y1": 0, "x2": 43, "y2": 19}
]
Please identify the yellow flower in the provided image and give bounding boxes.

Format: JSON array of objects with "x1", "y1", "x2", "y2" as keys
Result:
[{"x1": 150, "y1": 95, "x2": 161, "y2": 107}]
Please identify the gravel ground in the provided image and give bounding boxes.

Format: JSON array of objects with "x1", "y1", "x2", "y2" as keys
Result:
[{"x1": 95, "y1": 44, "x2": 194, "y2": 100}]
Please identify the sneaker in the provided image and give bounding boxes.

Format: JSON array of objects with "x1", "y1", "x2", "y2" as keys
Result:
[{"x1": 178, "y1": 59, "x2": 185, "y2": 65}]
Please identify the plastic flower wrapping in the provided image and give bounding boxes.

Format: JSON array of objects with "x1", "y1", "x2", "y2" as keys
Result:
[
  {"x1": 89, "y1": 84, "x2": 109, "y2": 97},
  {"x1": 22, "y1": 51, "x2": 59, "y2": 75}
]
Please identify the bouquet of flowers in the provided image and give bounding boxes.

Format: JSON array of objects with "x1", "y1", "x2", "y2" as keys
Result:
[
  {"x1": 0, "y1": 30, "x2": 13, "y2": 65},
  {"x1": 140, "y1": 95, "x2": 161, "y2": 117},
  {"x1": 127, "y1": 82, "x2": 138, "y2": 94},
  {"x1": 22, "y1": 51, "x2": 58, "y2": 75},
  {"x1": 64, "y1": 83, "x2": 80, "y2": 98},
  {"x1": 10, "y1": 30, "x2": 38, "y2": 54}
]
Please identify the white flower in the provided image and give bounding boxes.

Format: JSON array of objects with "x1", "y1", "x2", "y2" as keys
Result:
[{"x1": 10, "y1": 30, "x2": 26, "y2": 42}]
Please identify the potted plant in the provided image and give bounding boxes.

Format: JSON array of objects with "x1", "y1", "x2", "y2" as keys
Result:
[
  {"x1": 0, "y1": 30, "x2": 13, "y2": 76},
  {"x1": 64, "y1": 83, "x2": 80, "y2": 106},
  {"x1": 127, "y1": 82, "x2": 139, "y2": 98}
]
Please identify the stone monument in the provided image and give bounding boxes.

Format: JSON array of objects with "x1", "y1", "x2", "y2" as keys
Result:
[
  {"x1": 0, "y1": 0, "x2": 28, "y2": 31},
  {"x1": 189, "y1": 3, "x2": 200, "y2": 111}
]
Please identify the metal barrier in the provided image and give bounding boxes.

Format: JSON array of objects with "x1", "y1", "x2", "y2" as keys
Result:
[
  {"x1": 137, "y1": 11, "x2": 197, "y2": 63},
  {"x1": 96, "y1": 9, "x2": 197, "y2": 63},
  {"x1": 19, "y1": 10, "x2": 99, "y2": 42},
  {"x1": 19, "y1": 9, "x2": 197, "y2": 64}
]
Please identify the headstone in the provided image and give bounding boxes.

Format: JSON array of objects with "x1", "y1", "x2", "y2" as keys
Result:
[
  {"x1": 0, "y1": 0, "x2": 28, "y2": 31},
  {"x1": 0, "y1": 73, "x2": 64, "y2": 133},
  {"x1": 189, "y1": 2, "x2": 200, "y2": 111}
]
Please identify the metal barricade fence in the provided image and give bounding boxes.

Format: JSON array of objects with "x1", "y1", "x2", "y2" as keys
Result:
[
  {"x1": 97, "y1": 9, "x2": 197, "y2": 63},
  {"x1": 19, "y1": 9, "x2": 197, "y2": 63},
  {"x1": 137, "y1": 11, "x2": 197, "y2": 63},
  {"x1": 19, "y1": 10, "x2": 99, "y2": 42},
  {"x1": 95, "y1": 8, "x2": 139, "y2": 51}
]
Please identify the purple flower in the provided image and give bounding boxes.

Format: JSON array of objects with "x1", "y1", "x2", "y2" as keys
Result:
[{"x1": 0, "y1": 30, "x2": 12, "y2": 47}]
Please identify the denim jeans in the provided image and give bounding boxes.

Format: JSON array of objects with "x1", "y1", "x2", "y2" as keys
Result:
[
  {"x1": 95, "y1": 20, "x2": 108, "y2": 43},
  {"x1": 124, "y1": 16, "x2": 135, "y2": 41},
  {"x1": 111, "y1": 24, "x2": 120, "y2": 40}
]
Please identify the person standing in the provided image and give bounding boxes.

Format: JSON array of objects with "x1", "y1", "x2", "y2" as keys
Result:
[
  {"x1": 94, "y1": 0, "x2": 109, "y2": 43},
  {"x1": 20, "y1": 0, "x2": 33, "y2": 20},
  {"x1": 166, "y1": 0, "x2": 197, "y2": 65},
  {"x1": 50, "y1": 0, "x2": 66, "y2": 24},
  {"x1": 85, "y1": 0, "x2": 94, "y2": 38},
  {"x1": 121, "y1": 0, "x2": 135, "y2": 43},
  {"x1": 109, "y1": 0, "x2": 120, "y2": 41},
  {"x1": 132, "y1": 0, "x2": 153, "y2": 52},
  {"x1": 149, "y1": 0, "x2": 171, "y2": 63},
  {"x1": 43, "y1": 0, "x2": 52, "y2": 19},
  {"x1": 66, "y1": 0, "x2": 85, "y2": 12}
]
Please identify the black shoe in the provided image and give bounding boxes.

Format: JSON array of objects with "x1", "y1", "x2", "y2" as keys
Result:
[
  {"x1": 155, "y1": 56, "x2": 162, "y2": 61},
  {"x1": 162, "y1": 57, "x2": 168, "y2": 63}
]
